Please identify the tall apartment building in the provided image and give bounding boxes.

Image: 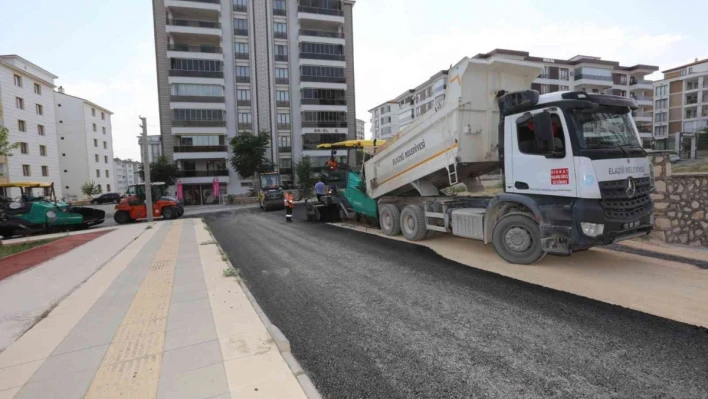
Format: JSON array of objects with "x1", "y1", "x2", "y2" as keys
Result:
[
  {"x1": 138, "y1": 135, "x2": 163, "y2": 163},
  {"x1": 0, "y1": 55, "x2": 63, "y2": 198},
  {"x1": 370, "y1": 49, "x2": 657, "y2": 145},
  {"x1": 368, "y1": 101, "x2": 398, "y2": 140},
  {"x1": 114, "y1": 158, "x2": 142, "y2": 193},
  {"x1": 355, "y1": 118, "x2": 364, "y2": 140},
  {"x1": 152, "y1": 0, "x2": 356, "y2": 200},
  {"x1": 653, "y1": 58, "x2": 708, "y2": 149},
  {"x1": 54, "y1": 88, "x2": 116, "y2": 198}
]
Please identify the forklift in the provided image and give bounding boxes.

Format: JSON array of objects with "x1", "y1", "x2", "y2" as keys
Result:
[{"x1": 113, "y1": 182, "x2": 184, "y2": 224}]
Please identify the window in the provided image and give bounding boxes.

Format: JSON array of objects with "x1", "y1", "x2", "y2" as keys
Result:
[
  {"x1": 655, "y1": 85, "x2": 667, "y2": 96},
  {"x1": 275, "y1": 45, "x2": 288, "y2": 59},
  {"x1": 278, "y1": 136, "x2": 291, "y2": 147},
  {"x1": 102, "y1": 127, "x2": 106, "y2": 135},
  {"x1": 16, "y1": 97, "x2": 24, "y2": 109},
  {"x1": 34, "y1": 83, "x2": 41, "y2": 94},
  {"x1": 655, "y1": 112, "x2": 667, "y2": 122},
  {"x1": 172, "y1": 109, "x2": 225, "y2": 121},
  {"x1": 236, "y1": 66, "x2": 250, "y2": 82},
  {"x1": 655, "y1": 98, "x2": 668, "y2": 109},
  {"x1": 275, "y1": 67, "x2": 289, "y2": 83},
  {"x1": 540, "y1": 85, "x2": 550, "y2": 94},
  {"x1": 22, "y1": 165, "x2": 30, "y2": 176},
  {"x1": 170, "y1": 58, "x2": 222, "y2": 72},
  {"x1": 96, "y1": 169, "x2": 101, "y2": 178},
  {"x1": 300, "y1": 42, "x2": 344, "y2": 57},
  {"x1": 274, "y1": 22, "x2": 287, "y2": 37},
  {"x1": 177, "y1": 135, "x2": 226, "y2": 146},
  {"x1": 277, "y1": 113, "x2": 291, "y2": 125},
  {"x1": 517, "y1": 114, "x2": 565, "y2": 155},
  {"x1": 559, "y1": 85, "x2": 569, "y2": 91},
  {"x1": 234, "y1": 18, "x2": 248, "y2": 34},
  {"x1": 41, "y1": 166, "x2": 48, "y2": 177},
  {"x1": 106, "y1": 170, "x2": 110, "y2": 178},
  {"x1": 237, "y1": 89, "x2": 251, "y2": 100},
  {"x1": 92, "y1": 108, "x2": 96, "y2": 117},
  {"x1": 300, "y1": 65, "x2": 345, "y2": 82},
  {"x1": 238, "y1": 113, "x2": 252, "y2": 123},
  {"x1": 235, "y1": 42, "x2": 249, "y2": 58},
  {"x1": 36, "y1": 104, "x2": 43, "y2": 115},
  {"x1": 107, "y1": 184, "x2": 111, "y2": 192},
  {"x1": 559, "y1": 68, "x2": 569, "y2": 81},
  {"x1": 276, "y1": 90, "x2": 289, "y2": 102},
  {"x1": 94, "y1": 139, "x2": 98, "y2": 147},
  {"x1": 273, "y1": 0, "x2": 286, "y2": 13},
  {"x1": 234, "y1": 0, "x2": 247, "y2": 11},
  {"x1": 20, "y1": 143, "x2": 28, "y2": 154},
  {"x1": 93, "y1": 123, "x2": 97, "y2": 132},
  {"x1": 103, "y1": 141, "x2": 107, "y2": 149},
  {"x1": 95, "y1": 154, "x2": 99, "y2": 162},
  {"x1": 18, "y1": 120, "x2": 26, "y2": 132},
  {"x1": 38, "y1": 125, "x2": 45, "y2": 136},
  {"x1": 655, "y1": 125, "x2": 668, "y2": 136},
  {"x1": 39, "y1": 145, "x2": 47, "y2": 156},
  {"x1": 14, "y1": 75, "x2": 22, "y2": 87},
  {"x1": 105, "y1": 156, "x2": 108, "y2": 163},
  {"x1": 171, "y1": 83, "x2": 224, "y2": 97}
]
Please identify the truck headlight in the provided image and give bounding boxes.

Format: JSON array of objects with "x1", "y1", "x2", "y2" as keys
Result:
[{"x1": 580, "y1": 222, "x2": 604, "y2": 237}]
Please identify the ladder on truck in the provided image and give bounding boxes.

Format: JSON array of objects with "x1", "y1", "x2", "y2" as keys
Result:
[{"x1": 442, "y1": 113, "x2": 458, "y2": 186}]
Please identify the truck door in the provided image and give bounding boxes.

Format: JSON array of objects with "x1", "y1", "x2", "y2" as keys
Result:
[{"x1": 508, "y1": 109, "x2": 577, "y2": 197}]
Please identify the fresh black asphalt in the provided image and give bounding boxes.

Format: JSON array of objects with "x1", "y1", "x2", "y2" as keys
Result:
[{"x1": 205, "y1": 206, "x2": 708, "y2": 399}]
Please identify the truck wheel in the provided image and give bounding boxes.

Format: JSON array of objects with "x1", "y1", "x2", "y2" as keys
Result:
[
  {"x1": 492, "y1": 214, "x2": 545, "y2": 265},
  {"x1": 162, "y1": 207, "x2": 175, "y2": 220},
  {"x1": 114, "y1": 211, "x2": 131, "y2": 225},
  {"x1": 379, "y1": 204, "x2": 401, "y2": 236},
  {"x1": 400, "y1": 205, "x2": 427, "y2": 241}
]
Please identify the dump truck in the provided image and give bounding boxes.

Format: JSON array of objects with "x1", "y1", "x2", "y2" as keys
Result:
[{"x1": 358, "y1": 56, "x2": 654, "y2": 264}]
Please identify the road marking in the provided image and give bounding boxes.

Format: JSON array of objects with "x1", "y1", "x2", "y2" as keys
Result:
[{"x1": 85, "y1": 221, "x2": 183, "y2": 398}]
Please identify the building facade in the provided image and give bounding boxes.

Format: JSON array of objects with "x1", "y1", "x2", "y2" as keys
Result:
[
  {"x1": 369, "y1": 49, "x2": 657, "y2": 145},
  {"x1": 355, "y1": 118, "x2": 364, "y2": 140},
  {"x1": 653, "y1": 58, "x2": 708, "y2": 149},
  {"x1": 54, "y1": 88, "x2": 115, "y2": 198},
  {"x1": 138, "y1": 135, "x2": 163, "y2": 163},
  {"x1": 0, "y1": 55, "x2": 63, "y2": 198},
  {"x1": 368, "y1": 101, "x2": 398, "y2": 140},
  {"x1": 152, "y1": 0, "x2": 357, "y2": 198},
  {"x1": 114, "y1": 158, "x2": 142, "y2": 194}
]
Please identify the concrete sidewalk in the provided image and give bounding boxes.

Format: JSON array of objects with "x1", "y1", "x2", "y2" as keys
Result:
[{"x1": 0, "y1": 219, "x2": 314, "y2": 399}]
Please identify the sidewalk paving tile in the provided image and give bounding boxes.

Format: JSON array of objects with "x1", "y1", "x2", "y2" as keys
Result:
[
  {"x1": 169, "y1": 288, "x2": 209, "y2": 305},
  {"x1": 156, "y1": 363, "x2": 229, "y2": 399},
  {"x1": 26, "y1": 344, "x2": 109, "y2": 384},
  {"x1": 159, "y1": 340, "x2": 223, "y2": 378}
]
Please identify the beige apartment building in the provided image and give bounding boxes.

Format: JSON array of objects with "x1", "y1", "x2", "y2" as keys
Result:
[{"x1": 652, "y1": 58, "x2": 708, "y2": 149}]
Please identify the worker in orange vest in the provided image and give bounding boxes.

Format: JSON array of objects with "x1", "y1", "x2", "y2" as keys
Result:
[{"x1": 284, "y1": 191, "x2": 294, "y2": 222}]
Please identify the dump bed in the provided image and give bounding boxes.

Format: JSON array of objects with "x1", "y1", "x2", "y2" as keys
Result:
[{"x1": 364, "y1": 57, "x2": 542, "y2": 199}]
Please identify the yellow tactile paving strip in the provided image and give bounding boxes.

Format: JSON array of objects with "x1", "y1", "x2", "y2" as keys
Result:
[{"x1": 84, "y1": 221, "x2": 183, "y2": 399}]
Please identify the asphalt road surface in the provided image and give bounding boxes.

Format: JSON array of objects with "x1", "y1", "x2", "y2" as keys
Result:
[{"x1": 205, "y1": 206, "x2": 708, "y2": 399}]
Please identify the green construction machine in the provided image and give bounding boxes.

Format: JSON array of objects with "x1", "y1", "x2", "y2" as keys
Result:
[{"x1": 0, "y1": 182, "x2": 105, "y2": 238}]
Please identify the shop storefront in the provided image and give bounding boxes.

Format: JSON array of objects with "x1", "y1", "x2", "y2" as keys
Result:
[{"x1": 181, "y1": 183, "x2": 227, "y2": 205}]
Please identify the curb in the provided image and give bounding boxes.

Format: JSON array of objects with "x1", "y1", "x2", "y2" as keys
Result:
[{"x1": 201, "y1": 218, "x2": 322, "y2": 399}]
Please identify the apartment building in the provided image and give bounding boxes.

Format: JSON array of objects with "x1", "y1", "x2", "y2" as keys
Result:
[
  {"x1": 114, "y1": 158, "x2": 142, "y2": 194},
  {"x1": 355, "y1": 118, "x2": 364, "y2": 140},
  {"x1": 138, "y1": 135, "x2": 163, "y2": 163},
  {"x1": 653, "y1": 58, "x2": 708, "y2": 149},
  {"x1": 369, "y1": 49, "x2": 657, "y2": 145},
  {"x1": 0, "y1": 55, "x2": 63, "y2": 198},
  {"x1": 54, "y1": 88, "x2": 115, "y2": 198},
  {"x1": 152, "y1": 0, "x2": 356, "y2": 200},
  {"x1": 368, "y1": 101, "x2": 398, "y2": 140}
]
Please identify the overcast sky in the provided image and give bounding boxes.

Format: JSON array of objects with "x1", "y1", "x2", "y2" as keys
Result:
[{"x1": 1, "y1": 0, "x2": 705, "y2": 157}]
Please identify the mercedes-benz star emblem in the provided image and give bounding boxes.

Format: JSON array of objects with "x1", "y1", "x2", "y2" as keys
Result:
[{"x1": 625, "y1": 176, "x2": 636, "y2": 198}]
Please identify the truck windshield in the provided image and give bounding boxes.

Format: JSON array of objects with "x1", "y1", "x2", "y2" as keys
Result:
[
  {"x1": 260, "y1": 175, "x2": 279, "y2": 189},
  {"x1": 570, "y1": 107, "x2": 641, "y2": 149}
]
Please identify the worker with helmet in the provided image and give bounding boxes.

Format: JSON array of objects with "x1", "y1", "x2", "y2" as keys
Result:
[{"x1": 284, "y1": 191, "x2": 294, "y2": 222}]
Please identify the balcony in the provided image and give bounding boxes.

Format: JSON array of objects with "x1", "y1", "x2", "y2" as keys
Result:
[
  {"x1": 279, "y1": 168, "x2": 293, "y2": 175},
  {"x1": 168, "y1": 44, "x2": 221, "y2": 53},
  {"x1": 298, "y1": 6, "x2": 343, "y2": 16},
  {"x1": 165, "y1": 0, "x2": 220, "y2": 11},
  {"x1": 686, "y1": 97, "x2": 698, "y2": 105},
  {"x1": 237, "y1": 99, "x2": 251, "y2": 106},
  {"x1": 300, "y1": 52, "x2": 344, "y2": 61},
  {"x1": 274, "y1": 8, "x2": 287, "y2": 16},
  {"x1": 238, "y1": 123, "x2": 252, "y2": 130},
  {"x1": 302, "y1": 121, "x2": 347, "y2": 128},
  {"x1": 233, "y1": 3, "x2": 247, "y2": 13},
  {"x1": 177, "y1": 169, "x2": 229, "y2": 177},
  {"x1": 299, "y1": 29, "x2": 344, "y2": 39},
  {"x1": 171, "y1": 95, "x2": 225, "y2": 103},
  {"x1": 300, "y1": 75, "x2": 346, "y2": 84},
  {"x1": 574, "y1": 74, "x2": 612, "y2": 89},
  {"x1": 275, "y1": 54, "x2": 288, "y2": 62},
  {"x1": 275, "y1": 78, "x2": 289, "y2": 85},
  {"x1": 276, "y1": 100, "x2": 290, "y2": 107},
  {"x1": 274, "y1": 32, "x2": 287, "y2": 39},
  {"x1": 278, "y1": 146, "x2": 292, "y2": 153},
  {"x1": 169, "y1": 70, "x2": 224, "y2": 78},
  {"x1": 166, "y1": 19, "x2": 221, "y2": 37},
  {"x1": 630, "y1": 95, "x2": 652, "y2": 106},
  {"x1": 298, "y1": 5, "x2": 345, "y2": 23},
  {"x1": 172, "y1": 120, "x2": 226, "y2": 127},
  {"x1": 631, "y1": 111, "x2": 652, "y2": 123},
  {"x1": 277, "y1": 123, "x2": 291, "y2": 130},
  {"x1": 174, "y1": 145, "x2": 228, "y2": 153},
  {"x1": 301, "y1": 99, "x2": 346, "y2": 106},
  {"x1": 630, "y1": 79, "x2": 653, "y2": 91},
  {"x1": 234, "y1": 29, "x2": 248, "y2": 36},
  {"x1": 236, "y1": 76, "x2": 251, "y2": 83},
  {"x1": 235, "y1": 52, "x2": 249, "y2": 60}
]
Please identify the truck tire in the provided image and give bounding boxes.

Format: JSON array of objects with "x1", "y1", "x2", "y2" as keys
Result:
[
  {"x1": 492, "y1": 214, "x2": 545, "y2": 265},
  {"x1": 162, "y1": 207, "x2": 176, "y2": 220},
  {"x1": 379, "y1": 204, "x2": 401, "y2": 236},
  {"x1": 114, "y1": 211, "x2": 132, "y2": 225},
  {"x1": 400, "y1": 205, "x2": 427, "y2": 241}
]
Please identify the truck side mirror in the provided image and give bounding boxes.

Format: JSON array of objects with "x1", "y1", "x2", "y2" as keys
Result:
[{"x1": 533, "y1": 111, "x2": 555, "y2": 153}]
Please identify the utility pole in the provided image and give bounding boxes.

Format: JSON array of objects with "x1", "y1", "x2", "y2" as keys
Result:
[{"x1": 140, "y1": 116, "x2": 154, "y2": 222}]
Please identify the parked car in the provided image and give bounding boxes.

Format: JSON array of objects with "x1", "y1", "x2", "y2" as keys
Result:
[
  {"x1": 669, "y1": 154, "x2": 681, "y2": 163},
  {"x1": 91, "y1": 193, "x2": 122, "y2": 204}
]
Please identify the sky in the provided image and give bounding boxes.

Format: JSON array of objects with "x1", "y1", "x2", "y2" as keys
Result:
[{"x1": 1, "y1": 0, "x2": 705, "y2": 157}]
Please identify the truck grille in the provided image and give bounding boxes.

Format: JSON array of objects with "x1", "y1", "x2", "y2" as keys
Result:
[{"x1": 598, "y1": 177, "x2": 652, "y2": 220}]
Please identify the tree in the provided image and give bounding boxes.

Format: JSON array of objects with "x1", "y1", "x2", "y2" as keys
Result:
[
  {"x1": 295, "y1": 156, "x2": 316, "y2": 200},
  {"x1": 229, "y1": 131, "x2": 273, "y2": 179},
  {"x1": 81, "y1": 181, "x2": 101, "y2": 198},
  {"x1": 138, "y1": 156, "x2": 179, "y2": 186},
  {"x1": 0, "y1": 126, "x2": 21, "y2": 175}
]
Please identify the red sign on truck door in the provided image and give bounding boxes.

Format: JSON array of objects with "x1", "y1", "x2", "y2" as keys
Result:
[{"x1": 551, "y1": 168, "x2": 569, "y2": 185}]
